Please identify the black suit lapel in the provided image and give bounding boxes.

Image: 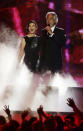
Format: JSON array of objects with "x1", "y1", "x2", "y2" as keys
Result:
[{"x1": 53, "y1": 26, "x2": 58, "y2": 34}]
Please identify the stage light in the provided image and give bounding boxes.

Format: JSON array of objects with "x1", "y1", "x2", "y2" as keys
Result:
[
  {"x1": 79, "y1": 29, "x2": 83, "y2": 33},
  {"x1": 11, "y1": 7, "x2": 24, "y2": 36},
  {"x1": 48, "y1": 2, "x2": 55, "y2": 10},
  {"x1": 65, "y1": 49, "x2": 70, "y2": 62}
]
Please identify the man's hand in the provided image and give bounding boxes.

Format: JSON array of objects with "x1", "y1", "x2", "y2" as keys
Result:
[
  {"x1": 67, "y1": 98, "x2": 76, "y2": 108},
  {"x1": 21, "y1": 110, "x2": 29, "y2": 120},
  {"x1": 37, "y1": 105, "x2": 43, "y2": 115},
  {"x1": 45, "y1": 26, "x2": 53, "y2": 35},
  {"x1": 3, "y1": 105, "x2": 11, "y2": 116},
  {"x1": 37, "y1": 105, "x2": 49, "y2": 119}
]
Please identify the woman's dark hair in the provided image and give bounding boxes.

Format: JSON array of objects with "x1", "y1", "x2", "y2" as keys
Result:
[{"x1": 26, "y1": 20, "x2": 38, "y2": 33}]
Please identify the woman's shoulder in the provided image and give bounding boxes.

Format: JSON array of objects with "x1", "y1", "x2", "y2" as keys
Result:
[
  {"x1": 36, "y1": 35, "x2": 40, "y2": 38},
  {"x1": 23, "y1": 35, "x2": 29, "y2": 39},
  {"x1": 20, "y1": 36, "x2": 28, "y2": 41},
  {"x1": 23, "y1": 35, "x2": 40, "y2": 41},
  {"x1": 23, "y1": 35, "x2": 29, "y2": 42}
]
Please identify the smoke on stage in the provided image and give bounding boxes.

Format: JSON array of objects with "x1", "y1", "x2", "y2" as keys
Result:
[{"x1": 0, "y1": 24, "x2": 79, "y2": 115}]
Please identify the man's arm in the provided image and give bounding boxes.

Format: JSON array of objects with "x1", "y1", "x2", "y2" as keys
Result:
[
  {"x1": 21, "y1": 110, "x2": 29, "y2": 121},
  {"x1": 37, "y1": 105, "x2": 49, "y2": 121},
  {"x1": 3, "y1": 105, "x2": 12, "y2": 121},
  {"x1": 51, "y1": 29, "x2": 66, "y2": 48},
  {"x1": 67, "y1": 98, "x2": 83, "y2": 120}
]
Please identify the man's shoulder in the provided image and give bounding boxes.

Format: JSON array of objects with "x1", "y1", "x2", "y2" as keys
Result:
[
  {"x1": 56, "y1": 26, "x2": 65, "y2": 31},
  {"x1": 55, "y1": 27, "x2": 65, "y2": 34},
  {"x1": 41, "y1": 28, "x2": 46, "y2": 32}
]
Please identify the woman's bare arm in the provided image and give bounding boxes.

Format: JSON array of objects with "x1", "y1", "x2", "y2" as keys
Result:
[{"x1": 18, "y1": 37, "x2": 26, "y2": 63}]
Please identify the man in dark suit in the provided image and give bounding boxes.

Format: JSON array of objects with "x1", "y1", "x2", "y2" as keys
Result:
[{"x1": 39, "y1": 12, "x2": 66, "y2": 73}]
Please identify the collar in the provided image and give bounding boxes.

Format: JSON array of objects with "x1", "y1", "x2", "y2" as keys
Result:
[{"x1": 51, "y1": 25, "x2": 56, "y2": 32}]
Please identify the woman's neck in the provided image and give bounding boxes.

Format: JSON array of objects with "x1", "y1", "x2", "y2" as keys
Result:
[{"x1": 27, "y1": 33, "x2": 37, "y2": 37}]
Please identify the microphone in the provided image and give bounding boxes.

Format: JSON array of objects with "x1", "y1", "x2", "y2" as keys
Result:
[
  {"x1": 46, "y1": 24, "x2": 51, "y2": 36},
  {"x1": 44, "y1": 24, "x2": 50, "y2": 30},
  {"x1": 47, "y1": 24, "x2": 50, "y2": 26}
]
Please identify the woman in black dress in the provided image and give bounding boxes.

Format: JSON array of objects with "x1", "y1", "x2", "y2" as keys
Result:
[{"x1": 18, "y1": 20, "x2": 40, "y2": 73}]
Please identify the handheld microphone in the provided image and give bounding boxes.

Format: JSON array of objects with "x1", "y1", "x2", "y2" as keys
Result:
[{"x1": 47, "y1": 24, "x2": 50, "y2": 26}]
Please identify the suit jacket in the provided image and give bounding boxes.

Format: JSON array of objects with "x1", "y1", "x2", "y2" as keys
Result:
[{"x1": 39, "y1": 26, "x2": 66, "y2": 73}]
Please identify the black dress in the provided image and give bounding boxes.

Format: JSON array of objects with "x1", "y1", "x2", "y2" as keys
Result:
[{"x1": 24, "y1": 36, "x2": 40, "y2": 73}]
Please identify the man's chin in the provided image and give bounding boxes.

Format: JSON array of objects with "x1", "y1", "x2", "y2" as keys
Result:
[
  {"x1": 50, "y1": 24, "x2": 55, "y2": 27},
  {"x1": 47, "y1": 23, "x2": 54, "y2": 27}
]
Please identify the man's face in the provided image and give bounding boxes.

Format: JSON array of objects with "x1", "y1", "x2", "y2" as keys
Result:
[
  {"x1": 46, "y1": 14, "x2": 56, "y2": 27},
  {"x1": 28, "y1": 23, "x2": 37, "y2": 34}
]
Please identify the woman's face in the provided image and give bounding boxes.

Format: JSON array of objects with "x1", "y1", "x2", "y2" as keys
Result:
[{"x1": 28, "y1": 23, "x2": 37, "y2": 34}]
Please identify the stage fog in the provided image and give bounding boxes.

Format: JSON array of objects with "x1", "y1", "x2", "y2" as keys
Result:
[{"x1": 0, "y1": 25, "x2": 82, "y2": 113}]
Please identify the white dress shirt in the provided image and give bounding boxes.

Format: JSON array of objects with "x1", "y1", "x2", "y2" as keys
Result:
[
  {"x1": 51, "y1": 25, "x2": 56, "y2": 32},
  {"x1": 49, "y1": 25, "x2": 56, "y2": 37}
]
